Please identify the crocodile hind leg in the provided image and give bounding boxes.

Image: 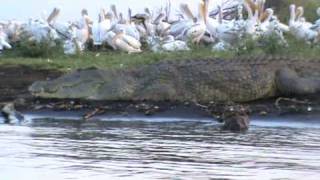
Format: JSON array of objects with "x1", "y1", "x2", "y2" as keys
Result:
[{"x1": 276, "y1": 68, "x2": 320, "y2": 95}]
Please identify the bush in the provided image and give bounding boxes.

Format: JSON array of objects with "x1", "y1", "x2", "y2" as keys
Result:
[
  {"x1": 258, "y1": 33, "x2": 286, "y2": 55},
  {"x1": 14, "y1": 36, "x2": 64, "y2": 58}
]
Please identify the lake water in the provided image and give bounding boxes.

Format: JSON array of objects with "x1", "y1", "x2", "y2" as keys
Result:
[{"x1": 0, "y1": 115, "x2": 320, "y2": 180}]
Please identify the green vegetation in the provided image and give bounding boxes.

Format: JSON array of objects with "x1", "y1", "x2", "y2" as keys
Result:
[
  {"x1": 0, "y1": 45, "x2": 233, "y2": 72},
  {"x1": 1, "y1": 35, "x2": 320, "y2": 72},
  {"x1": 1, "y1": 1, "x2": 320, "y2": 72},
  {"x1": 14, "y1": 37, "x2": 64, "y2": 58}
]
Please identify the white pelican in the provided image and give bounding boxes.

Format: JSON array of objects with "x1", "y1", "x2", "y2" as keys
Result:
[
  {"x1": 289, "y1": 4, "x2": 319, "y2": 43},
  {"x1": 110, "y1": 29, "x2": 141, "y2": 54},
  {"x1": 161, "y1": 35, "x2": 190, "y2": 51},
  {"x1": 0, "y1": 25, "x2": 12, "y2": 51},
  {"x1": 71, "y1": 9, "x2": 92, "y2": 50},
  {"x1": 260, "y1": 8, "x2": 274, "y2": 33},
  {"x1": 214, "y1": 5, "x2": 246, "y2": 45},
  {"x1": 295, "y1": 6, "x2": 313, "y2": 28},
  {"x1": 202, "y1": 0, "x2": 219, "y2": 39},
  {"x1": 92, "y1": 9, "x2": 112, "y2": 45},
  {"x1": 154, "y1": 13, "x2": 171, "y2": 36},
  {"x1": 310, "y1": 7, "x2": 320, "y2": 31},
  {"x1": 47, "y1": 8, "x2": 74, "y2": 40},
  {"x1": 179, "y1": 1, "x2": 207, "y2": 44},
  {"x1": 148, "y1": 35, "x2": 189, "y2": 52},
  {"x1": 169, "y1": 3, "x2": 195, "y2": 38},
  {"x1": 111, "y1": 8, "x2": 140, "y2": 41},
  {"x1": 63, "y1": 39, "x2": 81, "y2": 55},
  {"x1": 23, "y1": 18, "x2": 58, "y2": 42},
  {"x1": 243, "y1": 0, "x2": 262, "y2": 38}
]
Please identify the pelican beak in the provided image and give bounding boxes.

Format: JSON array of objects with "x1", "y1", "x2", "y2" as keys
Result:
[
  {"x1": 202, "y1": 0, "x2": 208, "y2": 25},
  {"x1": 259, "y1": 10, "x2": 268, "y2": 22},
  {"x1": 245, "y1": 0, "x2": 258, "y2": 13},
  {"x1": 180, "y1": 4, "x2": 195, "y2": 21},
  {"x1": 111, "y1": 5, "x2": 119, "y2": 20},
  {"x1": 47, "y1": 8, "x2": 60, "y2": 24}
]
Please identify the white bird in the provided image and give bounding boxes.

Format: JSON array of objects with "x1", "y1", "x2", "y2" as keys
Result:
[
  {"x1": 170, "y1": 3, "x2": 196, "y2": 38},
  {"x1": 310, "y1": 7, "x2": 320, "y2": 31},
  {"x1": 111, "y1": 29, "x2": 142, "y2": 54},
  {"x1": 72, "y1": 9, "x2": 92, "y2": 50},
  {"x1": 0, "y1": 25, "x2": 12, "y2": 51},
  {"x1": 295, "y1": 6, "x2": 313, "y2": 28},
  {"x1": 46, "y1": 8, "x2": 74, "y2": 40},
  {"x1": 260, "y1": 8, "x2": 274, "y2": 33},
  {"x1": 179, "y1": 1, "x2": 207, "y2": 44},
  {"x1": 289, "y1": 4, "x2": 319, "y2": 43},
  {"x1": 154, "y1": 13, "x2": 171, "y2": 36},
  {"x1": 92, "y1": 9, "x2": 112, "y2": 45},
  {"x1": 203, "y1": 0, "x2": 221, "y2": 40},
  {"x1": 161, "y1": 35, "x2": 190, "y2": 51},
  {"x1": 111, "y1": 9, "x2": 140, "y2": 41},
  {"x1": 214, "y1": 6, "x2": 245, "y2": 45}
]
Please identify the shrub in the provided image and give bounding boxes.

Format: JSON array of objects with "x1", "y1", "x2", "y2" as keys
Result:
[
  {"x1": 15, "y1": 36, "x2": 64, "y2": 58},
  {"x1": 258, "y1": 33, "x2": 286, "y2": 55}
]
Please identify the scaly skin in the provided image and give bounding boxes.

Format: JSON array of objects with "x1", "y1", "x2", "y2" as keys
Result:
[{"x1": 29, "y1": 56, "x2": 320, "y2": 103}]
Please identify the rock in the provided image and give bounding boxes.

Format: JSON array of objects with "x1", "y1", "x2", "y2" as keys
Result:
[{"x1": 1, "y1": 103, "x2": 24, "y2": 124}]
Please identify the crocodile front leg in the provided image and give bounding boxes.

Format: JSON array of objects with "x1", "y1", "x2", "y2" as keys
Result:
[{"x1": 276, "y1": 68, "x2": 320, "y2": 95}]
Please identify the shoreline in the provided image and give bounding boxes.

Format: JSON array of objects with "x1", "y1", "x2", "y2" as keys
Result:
[{"x1": 1, "y1": 65, "x2": 320, "y2": 120}]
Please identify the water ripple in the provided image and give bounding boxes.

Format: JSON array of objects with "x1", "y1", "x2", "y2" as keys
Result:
[{"x1": 0, "y1": 119, "x2": 319, "y2": 180}]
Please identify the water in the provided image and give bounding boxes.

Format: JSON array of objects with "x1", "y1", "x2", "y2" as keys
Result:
[{"x1": 0, "y1": 116, "x2": 320, "y2": 180}]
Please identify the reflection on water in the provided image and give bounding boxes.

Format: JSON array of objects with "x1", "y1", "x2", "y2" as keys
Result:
[{"x1": 0, "y1": 118, "x2": 320, "y2": 180}]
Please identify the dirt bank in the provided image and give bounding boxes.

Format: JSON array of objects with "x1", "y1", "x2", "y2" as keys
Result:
[{"x1": 0, "y1": 66, "x2": 62, "y2": 102}]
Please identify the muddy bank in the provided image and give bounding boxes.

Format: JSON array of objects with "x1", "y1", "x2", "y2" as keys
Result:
[
  {"x1": 0, "y1": 66, "x2": 319, "y2": 119},
  {"x1": 0, "y1": 66, "x2": 62, "y2": 102}
]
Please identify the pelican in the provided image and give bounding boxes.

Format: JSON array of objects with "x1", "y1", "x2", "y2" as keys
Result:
[
  {"x1": 203, "y1": 0, "x2": 222, "y2": 40},
  {"x1": 295, "y1": 6, "x2": 313, "y2": 28},
  {"x1": 169, "y1": 3, "x2": 195, "y2": 38},
  {"x1": 179, "y1": 1, "x2": 207, "y2": 44},
  {"x1": 47, "y1": 8, "x2": 74, "y2": 40},
  {"x1": 214, "y1": 5, "x2": 246, "y2": 45},
  {"x1": 111, "y1": 29, "x2": 141, "y2": 54},
  {"x1": 161, "y1": 35, "x2": 190, "y2": 51},
  {"x1": 111, "y1": 8, "x2": 140, "y2": 41},
  {"x1": 148, "y1": 35, "x2": 189, "y2": 52},
  {"x1": 154, "y1": 13, "x2": 171, "y2": 36},
  {"x1": 92, "y1": 9, "x2": 112, "y2": 45},
  {"x1": 72, "y1": 9, "x2": 92, "y2": 50},
  {"x1": 23, "y1": 18, "x2": 58, "y2": 42},
  {"x1": 63, "y1": 39, "x2": 81, "y2": 55},
  {"x1": 0, "y1": 25, "x2": 12, "y2": 52},
  {"x1": 289, "y1": 4, "x2": 319, "y2": 43},
  {"x1": 5, "y1": 20, "x2": 23, "y2": 42},
  {"x1": 260, "y1": 8, "x2": 274, "y2": 33},
  {"x1": 310, "y1": 7, "x2": 320, "y2": 31}
]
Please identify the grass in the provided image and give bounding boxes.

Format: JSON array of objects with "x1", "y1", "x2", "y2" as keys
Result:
[
  {"x1": 1, "y1": 34, "x2": 320, "y2": 72},
  {"x1": 0, "y1": 45, "x2": 234, "y2": 72},
  {"x1": 1, "y1": 1, "x2": 320, "y2": 72}
]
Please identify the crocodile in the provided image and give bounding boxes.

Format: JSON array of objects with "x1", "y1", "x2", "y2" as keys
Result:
[{"x1": 29, "y1": 56, "x2": 320, "y2": 103}]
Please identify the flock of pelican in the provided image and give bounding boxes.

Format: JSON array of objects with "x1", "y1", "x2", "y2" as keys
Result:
[{"x1": 1, "y1": 0, "x2": 320, "y2": 55}]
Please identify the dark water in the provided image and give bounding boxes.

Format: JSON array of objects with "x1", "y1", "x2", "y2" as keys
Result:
[{"x1": 0, "y1": 115, "x2": 320, "y2": 180}]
